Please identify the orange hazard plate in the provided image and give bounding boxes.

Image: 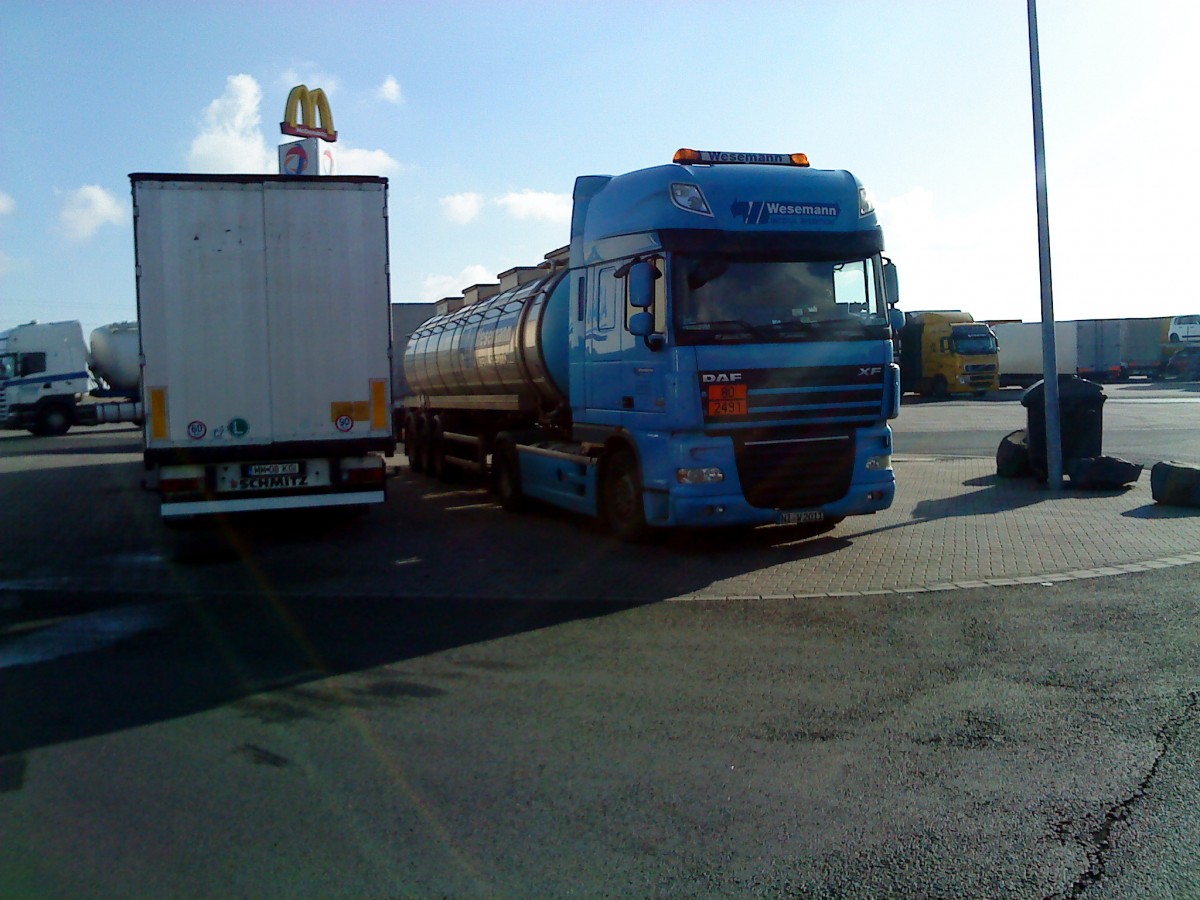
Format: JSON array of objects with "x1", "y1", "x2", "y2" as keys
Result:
[{"x1": 707, "y1": 383, "x2": 748, "y2": 416}]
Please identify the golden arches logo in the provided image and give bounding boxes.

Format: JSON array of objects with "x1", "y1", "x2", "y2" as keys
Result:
[{"x1": 281, "y1": 85, "x2": 337, "y2": 142}]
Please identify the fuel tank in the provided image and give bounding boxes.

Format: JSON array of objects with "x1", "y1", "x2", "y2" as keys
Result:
[{"x1": 404, "y1": 270, "x2": 570, "y2": 410}]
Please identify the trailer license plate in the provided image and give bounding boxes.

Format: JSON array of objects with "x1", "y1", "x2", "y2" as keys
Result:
[
  {"x1": 779, "y1": 510, "x2": 824, "y2": 525},
  {"x1": 243, "y1": 462, "x2": 303, "y2": 477},
  {"x1": 228, "y1": 461, "x2": 310, "y2": 492},
  {"x1": 707, "y1": 383, "x2": 748, "y2": 416}
]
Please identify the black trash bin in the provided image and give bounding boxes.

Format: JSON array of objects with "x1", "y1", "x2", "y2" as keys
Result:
[{"x1": 1021, "y1": 375, "x2": 1107, "y2": 479}]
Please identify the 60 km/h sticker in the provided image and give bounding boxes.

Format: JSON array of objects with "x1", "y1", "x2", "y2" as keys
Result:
[{"x1": 187, "y1": 421, "x2": 207, "y2": 439}]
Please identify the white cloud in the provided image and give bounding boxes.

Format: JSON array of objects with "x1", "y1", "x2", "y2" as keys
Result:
[
  {"x1": 420, "y1": 265, "x2": 494, "y2": 301},
  {"x1": 494, "y1": 190, "x2": 572, "y2": 225},
  {"x1": 377, "y1": 76, "x2": 404, "y2": 104},
  {"x1": 334, "y1": 146, "x2": 403, "y2": 176},
  {"x1": 0, "y1": 191, "x2": 14, "y2": 216},
  {"x1": 441, "y1": 192, "x2": 485, "y2": 224},
  {"x1": 279, "y1": 70, "x2": 339, "y2": 96},
  {"x1": 188, "y1": 74, "x2": 274, "y2": 174},
  {"x1": 60, "y1": 185, "x2": 124, "y2": 241}
]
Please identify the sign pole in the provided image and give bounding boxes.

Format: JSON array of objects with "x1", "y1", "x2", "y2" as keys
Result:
[{"x1": 1027, "y1": 0, "x2": 1063, "y2": 490}]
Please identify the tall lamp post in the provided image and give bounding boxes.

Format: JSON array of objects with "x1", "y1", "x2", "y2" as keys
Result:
[{"x1": 1028, "y1": 0, "x2": 1063, "y2": 489}]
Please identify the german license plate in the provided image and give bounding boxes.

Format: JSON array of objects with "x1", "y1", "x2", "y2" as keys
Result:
[
  {"x1": 242, "y1": 462, "x2": 303, "y2": 477},
  {"x1": 228, "y1": 461, "x2": 310, "y2": 492},
  {"x1": 779, "y1": 510, "x2": 825, "y2": 525}
]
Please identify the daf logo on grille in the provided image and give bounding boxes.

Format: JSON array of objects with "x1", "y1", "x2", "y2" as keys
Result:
[
  {"x1": 859, "y1": 366, "x2": 883, "y2": 377},
  {"x1": 701, "y1": 372, "x2": 743, "y2": 383}
]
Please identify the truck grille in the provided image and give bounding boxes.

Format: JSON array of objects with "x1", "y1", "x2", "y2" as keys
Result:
[
  {"x1": 965, "y1": 363, "x2": 997, "y2": 373},
  {"x1": 733, "y1": 429, "x2": 856, "y2": 509},
  {"x1": 699, "y1": 364, "x2": 885, "y2": 429}
]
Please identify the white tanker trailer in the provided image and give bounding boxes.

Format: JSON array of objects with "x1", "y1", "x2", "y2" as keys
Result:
[
  {"x1": 401, "y1": 248, "x2": 570, "y2": 476},
  {"x1": 0, "y1": 319, "x2": 142, "y2": 435}
]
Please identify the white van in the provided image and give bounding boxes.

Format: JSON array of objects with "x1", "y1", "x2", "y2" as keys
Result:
[{"x1": 1168, "y1": 314, "x2": 1200, "y2": 342}]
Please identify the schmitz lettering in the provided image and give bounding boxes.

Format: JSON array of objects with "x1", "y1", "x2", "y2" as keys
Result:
[{"x1": 237, "y1": 474, "x2": 309, "y2": 490}]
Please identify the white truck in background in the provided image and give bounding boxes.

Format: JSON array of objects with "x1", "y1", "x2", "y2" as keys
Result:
[
  {"x1": 131, "y1": 173, "x2": 394, "y2": 519},
  {"x1": 994, "y1": 317, "x2": 1175, "y2": 386},
  {"x1": 0, "y1": 320, "x2": 142, "y2": 435}
]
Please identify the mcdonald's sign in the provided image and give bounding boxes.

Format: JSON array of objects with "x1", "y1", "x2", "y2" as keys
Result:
[{"x1": 281, "y1": 84, "x2": 337, "y2": 142}]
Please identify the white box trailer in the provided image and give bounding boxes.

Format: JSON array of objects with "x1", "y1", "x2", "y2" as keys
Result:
[{"x1": 131, "y1": 174, "x2": 394, "y2": 518}]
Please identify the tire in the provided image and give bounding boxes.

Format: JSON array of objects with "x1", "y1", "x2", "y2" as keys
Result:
[
  {"x1": 931, "y1": 376, "x2": 949, "y2": 398},
  {"x1": 404, "y1": 413, "x2": 424, "y2": 473},
  {"x1": 491, "y1": 438, "x2": 527, "y2": 512},
  {"x1": 602, "y1": 447, "x2": 651, "y2": 542},
  {"x1": 35, "y1": 404, "x2": 72, "y2": 437},
  {"x1": 1170, "y1": 333, "x2": 1180, "y2": 343},
  {"x1": 430, "y1": 416, "x2": 457, "y2": 482}
]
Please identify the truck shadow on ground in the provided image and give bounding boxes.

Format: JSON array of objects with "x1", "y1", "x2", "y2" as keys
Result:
[
  {"x1": 0, "y1": 591, "x2": 644, "y2": 760},
  {"x1": 0, "y1": 463, "x2": 854, "y2": 761}
]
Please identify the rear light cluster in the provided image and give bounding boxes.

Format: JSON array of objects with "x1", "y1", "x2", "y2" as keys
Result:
[
  {"x1": 336, "y1": 458, "x2": 385, "y2": 486},
  {"x1": 160, "y1": 464, "x2": 206, "y2": 499}
]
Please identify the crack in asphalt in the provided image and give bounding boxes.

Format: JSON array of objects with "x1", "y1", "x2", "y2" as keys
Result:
[{"x1": 1047, "y1": 690, "x2": 1200, "y2": 899}]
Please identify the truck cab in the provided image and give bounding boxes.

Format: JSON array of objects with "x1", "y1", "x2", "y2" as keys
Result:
[
  {"x1": 0, "y1": 321, "x2": 92, "y2": 435},
  {"x1": 899, "y1": 311, "x2": 998, "y2": 397}
]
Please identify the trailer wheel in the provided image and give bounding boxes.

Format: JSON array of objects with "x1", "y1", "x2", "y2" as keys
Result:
[
  {"x1": 602, "y1": 447, "x2": 651, "y2": 542},
  {"x1": 491, "y1": 438, "x2": 527, "y2": 512},
  {"x1": 403, "y1": 413, "x2": 422, "y2": 472},
  {"x1": 410, "y1": 414, "x2": 429, "y2": 474},
  {"x1": 33, "y1": 404, "x2": 72, "y2": 437},
  {"x1": 430, "y1": 416, "x2": 456, "y2": 482},
  {"x1": 931, "y1": 375, "x2": 949, "y2": 398}
]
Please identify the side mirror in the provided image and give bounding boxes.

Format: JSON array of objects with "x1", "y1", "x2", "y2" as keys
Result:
[
  {"x1": 629, "y1": 311, "x2": 654, "y2": 337},
  {"x1": 628, "y1": 261, "x2": 658, "y2": 309},
  {"x1": 889, "y1": 308, "x2": 905, "y2": 333},
  {"x1": 883, "y1": 258, "x2": 899, "y2": 307}
]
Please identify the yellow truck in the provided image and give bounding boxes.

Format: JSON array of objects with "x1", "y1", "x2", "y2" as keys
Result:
[{"x1": 899, "y1": 311, "x2": 999, "y2": 397}]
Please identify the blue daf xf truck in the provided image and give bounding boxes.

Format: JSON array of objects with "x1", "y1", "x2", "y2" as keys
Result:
[{"x1": 401, "y1": 149, "x2": 901, "y2": 540}]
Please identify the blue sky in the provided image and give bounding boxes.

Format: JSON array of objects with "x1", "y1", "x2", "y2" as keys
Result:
[{"x1": 2, "y1": 1, "x2": 1196, "y2": 339}]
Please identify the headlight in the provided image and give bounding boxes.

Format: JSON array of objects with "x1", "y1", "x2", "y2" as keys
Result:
[
  {"x1": 669, "y1": 183, "x2": 713, "y2": 216},
  {"x1": 858, "y1": 185, "x2": 875, "y2": 216},
  {"x1": 865, "y1": 455, "x2": 892, "y2": 471},
  {"x1": 677, "y1": 467, "x2": 724, "y2": 484}
]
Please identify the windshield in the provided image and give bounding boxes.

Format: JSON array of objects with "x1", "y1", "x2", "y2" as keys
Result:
[
  {"x1": 671, "y1": 254, "x2": 889, "y2": 345},
  {"x1": 952, "y1": 333, "x2": 997, "y2": 355}
]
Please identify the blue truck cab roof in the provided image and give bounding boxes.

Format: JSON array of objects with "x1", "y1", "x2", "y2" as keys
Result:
[{"x1": 570, "y1": 154, "x2": 882, "y2": 267}]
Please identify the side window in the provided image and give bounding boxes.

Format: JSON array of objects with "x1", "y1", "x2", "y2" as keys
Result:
[
  {"x1": 19, "y1": 352, "x2": 47, "y2": 377},
  {"x1": 832, "y1": 259, "x2": 876, "y2": 314},
  {"x1": 654, "y1": 259, "x2": 667, "y2": 334},
  {"x1": 597, "y1": 267, "x2": 618, "y2": 332}
]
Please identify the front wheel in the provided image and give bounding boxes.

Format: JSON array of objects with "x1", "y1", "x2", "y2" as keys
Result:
[
  {"x1": 34, "y1": 405, "x2": 72, "y2": 437},
  {"x1": 602, "y1": 448, "x2": 651, "y2": 542},
  {"x1": 931, "y1": 376, "x2": 950, "y2": 398}
]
